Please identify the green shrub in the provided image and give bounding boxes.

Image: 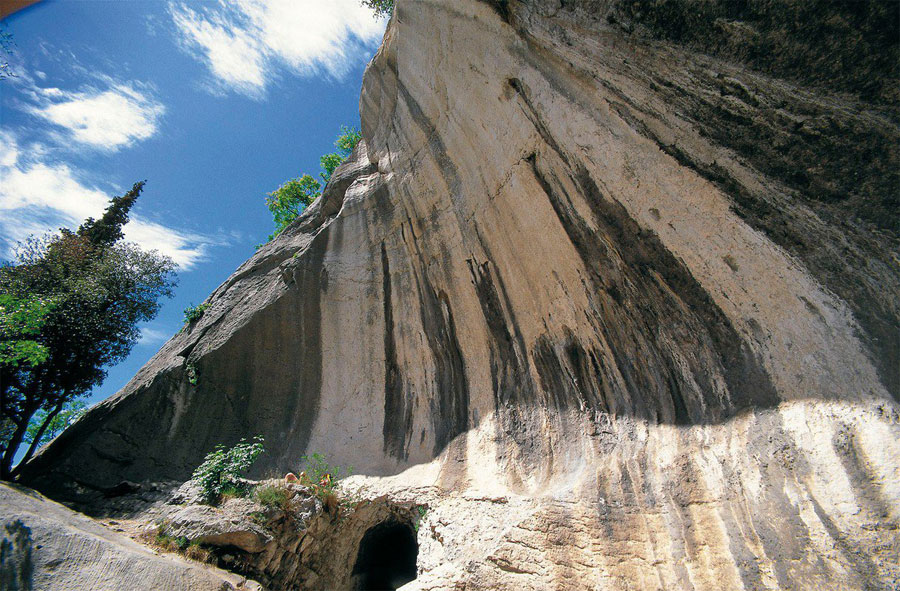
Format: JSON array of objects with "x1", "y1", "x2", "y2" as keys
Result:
[
  {"x1": 298, "y1": 452, "x2": 352, "y2": 497},
  {"x1": 185, "y1": 362, "x2": 198, "y2": 385},
  {"x1": 184, "y1": 540, "x2": 213, "y2": 563},
  {"x1": 147, "y1": 523, "x2": 212, "y2": 563},
  {"x1": 297, "y1": 453, "x2": 357, "y2": 519},
  {"x1": 254, "y1": 483, "x2": 293, "y2": 511},
  {"x1": 414, "y1": 505, "x2": 428, "y2": 532},
  {"x1": 191, "y1": 436, "x2": 265, "y2": 503},
  {"x1": 183, "y1": 302, "x2": 210, "y2": 324},
  {"x1": 152, "y1": 525, "x2": 189, "y2": 553}
]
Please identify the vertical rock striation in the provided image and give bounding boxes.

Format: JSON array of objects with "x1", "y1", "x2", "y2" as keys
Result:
[{"x1": 21, "y1": 1, "x2": 899, "y2": 589}]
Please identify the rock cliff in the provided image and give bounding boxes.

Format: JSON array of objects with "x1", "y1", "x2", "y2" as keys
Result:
[{"x1": 19, "y1": 1, "x2": 900, "y2": 589}]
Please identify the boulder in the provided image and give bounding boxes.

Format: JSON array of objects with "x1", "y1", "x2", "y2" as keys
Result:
[
  {"x1": 0, "y1": 482, "x2": 259, "y2": 591},
  {"x1": 166, "y1": 501, "x2": 273, "y2": 554}
]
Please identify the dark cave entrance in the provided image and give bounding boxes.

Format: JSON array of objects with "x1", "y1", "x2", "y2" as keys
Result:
[{"x1": 351, "y1": 519, "x2": 418, "y2": 590}]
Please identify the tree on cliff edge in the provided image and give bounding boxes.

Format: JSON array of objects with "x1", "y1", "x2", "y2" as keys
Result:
[
  {"x1": 361, "y1": 0, "x2": 393, "y2": 19},
  {"x1": 0, "y1": 181, "x2": 177, "y2": 479},
  {"x1": 264, "y1": 126, "x2": 361, "y2": 241}
]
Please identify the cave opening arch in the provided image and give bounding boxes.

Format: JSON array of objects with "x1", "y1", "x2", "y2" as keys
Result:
[{"x1": 351, "y1": 518, "x2": 418, "y2": 590}]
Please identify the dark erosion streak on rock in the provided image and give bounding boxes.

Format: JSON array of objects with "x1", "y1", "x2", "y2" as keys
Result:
[
  {"x1": 608, "y1": 100, "x2": 900, "y2": 401},
  {"x1": 526, "y1": 148, "x2": 778, "y2": 423},
  {"x1": 577, "y1": 165, "x2": 778, "y2": 413},
  {"x1": 396, "y1": 79, "x2": 475, "y2": 453},
  {"x1": 381, "y1": 242, "x2": 411, "y2": 459},
  {"x1": 467, "y1": 259, "x2": 536, "y2": 410},
  {"x1": 513, "y1": 74, "x2": 773, "y2": 424},
  {"x1": 415, "y1": 272, "x2": 469, "y2": 456},
  {"x1": 396, "y1": 82, "x2": 462, "y2": 199},
  {"x1": 532, "y1": 329, "x2": 611, "y2": 415},
  {"x1": 509, "y1": 58, "x2": 779, "y2": 421},
  {"x1": 399, "y1": 72, "x2": 553, "y2": 439}
]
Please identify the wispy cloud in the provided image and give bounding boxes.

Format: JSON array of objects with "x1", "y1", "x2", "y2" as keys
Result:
[
  {"x1": 139, "y1": 325, "x2": 171, "y2": 346},
  {"x1": 0, "y1": 129, "x2": 214, "y2": 270},
  {"x1": 169, "y1": 0, "x2": 386, "y2": 97},
  {"x1": 29, "y1": 82, "x2": 164, "y2": 151}
]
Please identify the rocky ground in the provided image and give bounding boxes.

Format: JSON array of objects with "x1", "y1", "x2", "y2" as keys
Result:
[
  {"x1": 0, "y1": 482, "x2": 260, "y2": 591},
  {"x1": 53, "y1": 476, "x2": 425, "y2": 591}
]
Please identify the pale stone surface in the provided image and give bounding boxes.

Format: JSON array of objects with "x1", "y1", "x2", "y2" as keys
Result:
[
  {"x1": 0, "y1": 483, "x2": 258, "y2": 591},
  {"x1": 166, "y1": 502, "x2": 272, "y2": 553},
  {"x1": 119, "y1": 479, "x2": 420, "y2": 590},
  {"x1": 19, "y1": 1, "x2": 900, "y2": 590}
]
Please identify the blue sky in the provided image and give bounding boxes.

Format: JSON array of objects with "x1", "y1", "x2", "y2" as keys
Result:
[{"x1": 1, "y1": 1, "x2": 386, "y2": 408}]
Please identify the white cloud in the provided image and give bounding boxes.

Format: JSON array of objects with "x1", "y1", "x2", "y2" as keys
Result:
[
  {"x1": 29, "y1": 83, "x2": 165, "y2": 151},
  {"x1": 169, "y1": 0, "x2": 386, "y2": 97},
  {"x1": 0, "y1": 130, "x2": 213, "y2": 270},
  {"x1": 122, "y1": 218, "x2": 211, "y2": 269},
  {"x1": 171, "y1": 4, "x2": 266, "y2": 94},
  {"x1": 139, "y1": 325, "x2": 170, "y2": 346}
]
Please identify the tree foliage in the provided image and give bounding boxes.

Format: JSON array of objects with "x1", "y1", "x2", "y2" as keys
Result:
[
  {"x1": 24, "y1": 398, "x2": 86, "y2": 448},
  {"x1": 361, "y1": 0, "x2": 393, "y2": 18},
  {"x1": 0, "y1": 294, "x2": 55, "y2": 368},
  {"x1": 191, "y1": 436, "x2": 265, "y2": 503},
  {"x1": 265, "y1": 175, "x2": 322, "y2": 240},
  {"x1": 333, "y1": 126, "x2": 362, "y2": 157},
  {"x1": 264, "y1": 127, "x2": 362, "y2": 241},
  {"x1": 0, "y1": 181, "x2": 177, "y2": 478}
]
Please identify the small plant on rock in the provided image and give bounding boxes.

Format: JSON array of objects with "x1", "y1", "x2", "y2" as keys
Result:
[
  {"x1": 414, "y1": 505, "x2": 428, "y2": 532},
  {"x1": 191, "y1": 436, "x2": 265, "y2": 504},
  {"x1": 185, "y1": 362, "x2": 198, "y2": 385},
  {"x1": 298, "y1": 452, "x2": 352, "y2": 494},
  {"x1": 183, "y1": 302, "x2": 210, "y2": 324},
  {"x1": 297, "y1": 452, "x2": 355, "y2": 517},
  {"x1": 184, "y1": 540, "x2": 214, "y2": 563},
  {"x1": 145, "y1": 523, "x2": 212, "y2": 563},
  {"x1": 254, "y1": 483, "x2": 294, "y2": 511}
]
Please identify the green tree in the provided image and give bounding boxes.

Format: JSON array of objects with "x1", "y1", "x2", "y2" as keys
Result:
[
  {"x1": 333, "y1": 126, "x2": 362, "y2": 157},
  {"x1": 265, "y1": 174, "x2": 321, "y2": 240},
  {"x1": 0, "y1": 181, "x2": 177, "y2": 479},
  {"x1": 264, "y1": 127, "x2": 362, "y2": 240},
  {"x1": 0, "y1": 293, "x2": 55, "y2": 369},
  {"x1": 23, "y1": 398, "x2": 87, "y2": 449},
  {"x1": 361, "y1": 0, "x2": 393, "y2": 18},
  {"x1": 319, "y1": 125, "x2": 362, "y2": 183},
  {"x1": 319, "y1": 153, "x2": 344, "y2": 183}
]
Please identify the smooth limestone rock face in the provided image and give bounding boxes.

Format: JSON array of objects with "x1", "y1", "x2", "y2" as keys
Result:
[
  {"x1": 20, "y1": 1, "x2": 900, "y2": 589},
  {"x1": 0, "y1": 483, "x2": 258, "y2": 591}
]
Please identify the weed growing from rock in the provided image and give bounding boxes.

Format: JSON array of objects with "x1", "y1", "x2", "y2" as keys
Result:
[
  {"x1": 297, "y1": 453, "x2": 352, "y2": 496},
  {"x1": 185, "y1": 362, "x2": 198, "y2": 385},
  {"x1": 144, "y1": 523, "x2": 213, "y2": 563},
  {"x1": 253, "y1": 483, "x2": 294, "y2": 511},
  {"x1": 182, "y1": 302, "x2": 210, "y2": 324},
  {"x1": 297, "y1": 452, "x2": 357, "y2": 519},
  {"x1": 191, "y1": 436, "x2": 265, "y2": 504},
  {"x1": 414, "y1": 505, "x2": 428, "y2": 532}
]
